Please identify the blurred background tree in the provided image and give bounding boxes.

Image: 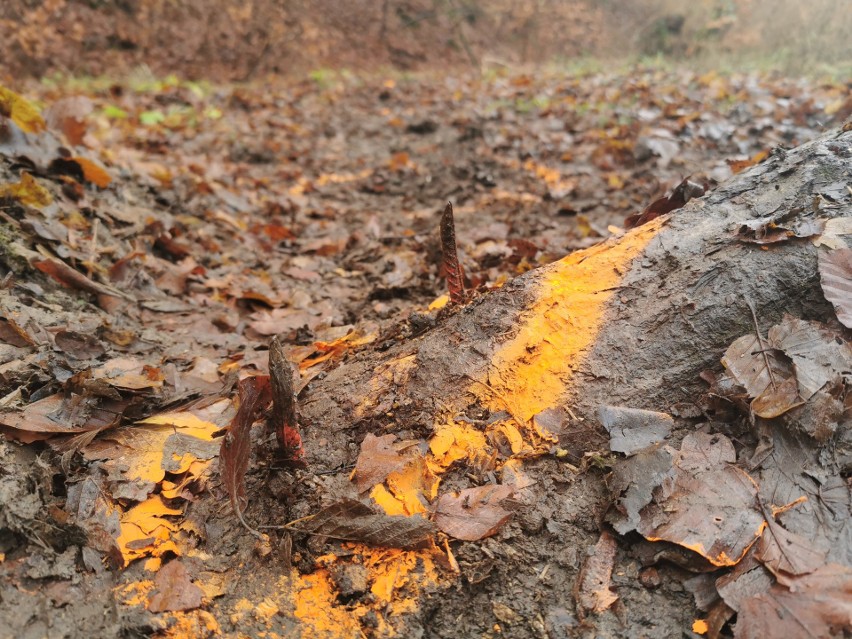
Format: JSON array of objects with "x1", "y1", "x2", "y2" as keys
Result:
[{"x1": 1, "y1": 0, "x2": 849, "y2": 80}]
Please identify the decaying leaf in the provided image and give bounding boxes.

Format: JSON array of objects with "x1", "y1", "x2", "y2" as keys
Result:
[
  {"x1": 440, "y1": 201, "x2": 467, "y2": 304},
  {"x1": 607, "y1": 444, "x2": 676, "y2": 535},
  {"x1": 574, "y1": 530, "x2": 619, "y2": 619},
  {"x1": 737, "y1": 216, "x2": 825, "y2": 244},
  {"x1": 433, "y1": 484, "x2": 513, "y2": 541},
  {"x1": 0, "y1": 172, "x2": 52, "y2": 207},
  {"x1": 219, "y1": 376, "x2": 272, "y2": 537},
  {"x1": 756, "y1": 512, "x2": 827, "y2": 577},
  {"x1": 294, "y1": 498, "x2": 435, "y2": 548},
  {"x1": 819, "y1": 248, "x2": 852, "y2": 328},
  {"x1": 624, "y1": 177, "x2": 705, "y2": 228},
  {"x1": 353, "y1": 433, "x2": 407, "y2": 493},
  {"x1": 736, "y1": 564, "x2": 852, "y2": 639},
  {"x1": 610, "y1": 433, "x2": 765, "y2": 567},
  {"x1": 147, "y1": 559, "x2": 204, "y2": 613},
  {"x1": 721, "y1": 333, "x2": 803, "y2": 418},
  {"x1": 0, "y1": 85, "x2": 46, "y2": 133},
  {"x1": 598, "y1": 405, "x2": 672, "y2": 455},
  {"x1": 767, "y1": 314, "x2": 852, "y2": 401},
  {"x1": 636, "y1": 434, "x2": 764, "y2": 566}
]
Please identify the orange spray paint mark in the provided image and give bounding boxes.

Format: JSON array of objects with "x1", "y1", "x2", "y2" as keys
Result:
[{"x1": 471, "y1": 219, "x2": 665, "y2": 421}]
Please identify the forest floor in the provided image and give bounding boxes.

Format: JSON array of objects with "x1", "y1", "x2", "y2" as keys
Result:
[{"x1": 0, "y1": 67, "x2": 849, "y2": 638}]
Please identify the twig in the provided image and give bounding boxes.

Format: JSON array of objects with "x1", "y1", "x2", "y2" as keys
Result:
[{"x1": 745, "y1": 297, "x2": 776, "y2": 390}]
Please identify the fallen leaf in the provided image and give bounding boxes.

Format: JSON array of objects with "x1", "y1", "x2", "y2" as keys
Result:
[
  {"x1": 219, "y1": 376, "x2": 272, "y2": 536},
  {"x1": 353, "y1": 433, "x2": 407, "y2": 493},
  {"x1": 721, "y1": 333, "x2": 803, "y2": 417},
  {"x1": 71, "y1": 156, "x2": 112, "y2": 188},
  {"x1": 819, "y1": 248, "x2": 852, "y2": 328},
  {"x1": 598, "y1": 405, "x2": 673, "y2": 455},
  {"x1": 0, "y1": 86, "x2": 45, "y2": 133},
  {"x1": 433, "y1": 484, "x2": 513, "y2": 541},
  {"x1": 736, "y1": 564, "x2": 852, "y2": 639},
  {"x1": 767, "y1": 315, "x2": 852, "y2": 400},
  {"x1": 295, "y1": 498, "x2": 435, "y2": 548},
  {"x1": 812, "y1": 217, "x2": 852, "y2": 250},
  {"x1": 574, "y1": 530, "x2": 619, "y2": 619},
  {"x1": 620, "y1": 433, "x2": 765, "y2": 567},
  {"x1": 147, "y1": 559, "x2": 204, "y2": 613},
  {"x1": 756, "y1": 513, "x2": 827, "y2": 577},
  {"x1": 0, "y1": 172, "x2": 52, "y2": 207}
]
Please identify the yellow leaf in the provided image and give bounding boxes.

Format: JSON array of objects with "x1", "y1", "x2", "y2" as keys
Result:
[
  {"x1": 0, "y1": 172, "x2": 52, "y2": 208},
  {"x1": 428, "y1": 294, "x2": 449, "y2": 311},
  {"x1": 0, "y1": 86, "x2": 45, "y2": 133}
]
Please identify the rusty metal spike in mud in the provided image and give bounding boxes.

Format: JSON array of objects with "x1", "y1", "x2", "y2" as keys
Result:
[
  {"x1": 440, "y1": 201, "x2": 466, "y2": 305},
  {"x1": 269, "y1": 335, "x2": 298, "y2": 450}
]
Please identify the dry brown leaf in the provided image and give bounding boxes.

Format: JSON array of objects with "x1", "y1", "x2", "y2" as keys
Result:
[
  {"x1": 634, "y1": 433, "x2": 765, "y2": 567},
  {"x1": 819, "y1": 248, "x2": 852, "y2": 328},
  {"x1": 575, "y1": 530, "x2": 619, "y2": 619},
  {"x1": 295, "y1": 498, "x2": 435, "y2": 548},
  {"x1": 147, "y1": 559, "x2": 204, "y2": 613},
  {"x1": 756, "y1": 515, "x2": 827, "y2": 577},
  {"x1": 71, "y1": 156, "x2": 112, "y2": 187},
  {"x1": 767, "y1": 315, "x2": 852, "y2": 400},
  {"x1": 736, "y1": 564, "x2": 852, "y2": 639},
  {"x1": 433, "y1": 484, "x2": 513, "y2": 541},
  {"x1": 721, "y1": 334, "x2": 802, "y2": 418},
  {"x1": 219, "y1": 376, "x2": 272, "y2": 537},
  {"x1": 353, "y1": 433, "x2": 407, "y2": 493}
]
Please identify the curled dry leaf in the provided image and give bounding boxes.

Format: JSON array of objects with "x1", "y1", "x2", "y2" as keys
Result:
[
  {"x1": 624, "y1": 177, "x2": 705, "y2": 229},
  {"x1": 219, "y1": 375, "x2": 272, "y2": 538},
  {"x1": 433, "y1": 484, "x2": 514, "y2": 541},
  {"x1": 440, "y1": 201, "x2": 466, "y2": 305},
  {"x1": 575, "y1": 530, "x2": 619, "y2": 620}
]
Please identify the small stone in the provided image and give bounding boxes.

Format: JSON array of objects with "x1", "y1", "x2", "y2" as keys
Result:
[
  {"x1": 639, "y1": 566, "x2": 662, "y2": 589},
  {"x1": 330, "y1": 563, "x2": 369, "y2": 599}
]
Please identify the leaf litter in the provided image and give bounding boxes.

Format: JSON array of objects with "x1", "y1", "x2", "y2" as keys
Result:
[{"x1": 0, "y1": 67, "x2": 850, "y2": 639}]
